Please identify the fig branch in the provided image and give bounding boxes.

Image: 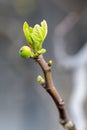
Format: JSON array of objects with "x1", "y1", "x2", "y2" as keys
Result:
[
  {"x1": 19, "y1": 20, "x2": 76, "y2": 130},
  {"x1": 36, "y1": 55, "x2": 76, "y2": 130}
]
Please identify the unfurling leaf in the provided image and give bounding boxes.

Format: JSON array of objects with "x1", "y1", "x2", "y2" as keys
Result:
[
  {"x1": 31, "y1": 20, "x2": 48, "y2": 51},
  {"x1": 23, "y1": 20, "x2": 48, "y2": 52},
  {"x1": 41, "y1": 20, "x2": 48, "y2": 40},
  {"x1": 23, "y1": 22, "x2": 33, "y2": 46}
]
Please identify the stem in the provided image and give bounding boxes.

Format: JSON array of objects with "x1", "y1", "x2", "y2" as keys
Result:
[{"x1": 36, "y1": 55, "x2": 76, "y2": 130}]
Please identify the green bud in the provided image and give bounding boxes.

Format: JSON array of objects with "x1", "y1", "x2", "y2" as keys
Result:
[
  {"x1": 37, "y1": 48, "x2": 46, "y2": 55},
  {"x1": 48, "y1": 60, "x2": 53, "y2": 66},
  {"x1": 19, "y1": 46, "x2": 31, "y2": 58},
  {"x1": 37, "y1": 75, "x2": 45, "y2": 85},
  {"x1": 31, "y1": 48, "x2": 46, "y2": 59}
]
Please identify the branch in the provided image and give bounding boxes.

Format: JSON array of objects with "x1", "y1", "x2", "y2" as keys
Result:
[{"x1": 36, "y1": 55, "x2": 76, "y2": 130}]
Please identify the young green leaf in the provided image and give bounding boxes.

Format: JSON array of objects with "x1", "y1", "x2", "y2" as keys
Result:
[
  {"x1": 23, "y1": 21, "x2": 33, "y2": 46},
  {"x1": 41, "y1": 20, "x2": 48, "y2": 40},
  {"x1": 31, "y1": 20, "x2": 48, "y2": 51},
  {"x1": 23, "y1": 20, "x2": 48, "y2": 52}
]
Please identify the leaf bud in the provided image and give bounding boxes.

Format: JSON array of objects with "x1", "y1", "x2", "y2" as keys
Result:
[
  {"x1": 37, "y1": 75, "x2": 45, "y2": 85},
  {"x1": 37, "y1": 48, "x2": 46, "y2": 55},
  {"x1": 48, "y1": 60, "x2": 53, "y2": 66}
]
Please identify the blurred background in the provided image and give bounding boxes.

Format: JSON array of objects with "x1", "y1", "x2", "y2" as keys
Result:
[{"x1": 0, "y1": 0, "x2": 87, "y2": 130}]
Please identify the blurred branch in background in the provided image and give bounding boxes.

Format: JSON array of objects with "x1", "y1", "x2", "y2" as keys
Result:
[
  {"x1": 53, "y1": 12, "x2": 87, "y2": 130},
  {"x1": 13, "y1": 0, "x2": 36, "y2": 16}
]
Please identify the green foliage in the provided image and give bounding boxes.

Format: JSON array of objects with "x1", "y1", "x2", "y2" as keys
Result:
[
  {"x1": 19, "y1": 20, "x2": 48, "y2": 59},
  {"x1": 23, "y1": 20, "x2": 48, "y2": 52},
  {"x1": 19, "y1": 46, "x2": 31, "y2": 58}
]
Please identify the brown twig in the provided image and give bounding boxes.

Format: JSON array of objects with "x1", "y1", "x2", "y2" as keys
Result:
[{"x1": 36, "y1": 55, "x2": 76, "y2": 130}]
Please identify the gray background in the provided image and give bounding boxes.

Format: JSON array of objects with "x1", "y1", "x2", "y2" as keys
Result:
[{"x1": 0, "y1": 0, "x2": 87, "y2": 130}]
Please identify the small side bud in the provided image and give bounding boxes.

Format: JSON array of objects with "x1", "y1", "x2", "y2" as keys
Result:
[
  {"x1": 19, "y1": 46, "x2": 31, "y2": 58},
  {"x1": 37, "y1": 75, "x2": 45, "y2": 85},
  {"x1": 48, "y1": 60, "x2": 53, "y2": 66},
  {"x1": 38, "y1": 48, "x2": 46, "y2": 55},
  {"x1": 32, "y1": 48, "x2": 46, "y2": 59},
  {"x1": 64, "y1": 121, "x2": 75, "y2": 130}
]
